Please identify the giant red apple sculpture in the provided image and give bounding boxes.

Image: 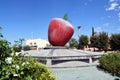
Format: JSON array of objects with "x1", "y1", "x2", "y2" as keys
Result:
[{"x1": 48, "y1": 18, "x2": 74, "y2": 46}]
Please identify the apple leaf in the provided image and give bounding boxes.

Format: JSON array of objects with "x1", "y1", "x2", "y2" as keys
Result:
[{"x1": 63, "y1": 13, "x2": 68, "y2": 20}]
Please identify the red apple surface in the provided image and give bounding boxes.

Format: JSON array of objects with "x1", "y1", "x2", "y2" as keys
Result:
[{"x1": 48, "y1": 18, "x2": 74, "y2": 46}]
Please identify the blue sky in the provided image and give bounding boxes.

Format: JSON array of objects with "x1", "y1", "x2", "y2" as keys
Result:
[{"x1": 0, "y1": 0, "x2": 120, "y2": 44}]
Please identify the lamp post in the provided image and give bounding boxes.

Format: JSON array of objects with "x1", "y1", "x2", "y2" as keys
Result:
[{"x1": 78, "y1": 26, "x2": 81, "y2": 38}]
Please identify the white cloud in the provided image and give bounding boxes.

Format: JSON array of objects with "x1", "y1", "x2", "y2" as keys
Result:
[
  {"x1": 106, "y1": 0, "x2": 120, "y2": 21},
  {"x1": 106, "y1": 2, "x2": 119, "y2": 11},
  {"x1": 109, "y1": 0, "x2": 115, "y2": 2},
  {"x1": 118, "y1": 6, "x2": 120, "y2": 9}
]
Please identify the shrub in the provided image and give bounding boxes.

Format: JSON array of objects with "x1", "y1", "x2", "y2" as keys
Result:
[
  {"x1": 1, "y1": 53, "x2": 56, "y2": 80},
  {"x1": 23, "y1": 45, "x2": 31, "y2": 51},
  {"x1": 12, "y1": 45, "x2": 22, "y2": 52},
  {"x1": 0, "y1": 37, "x2": 56, "y2": 80},
  {"x1": 98, "y1": 52, "x2": 120, "y2": 77},
  {"x1": 0, "y1": 39, "x2": 12, "y2": 78}
]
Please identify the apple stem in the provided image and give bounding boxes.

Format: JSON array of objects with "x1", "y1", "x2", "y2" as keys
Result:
[{"x1": 63, "y1": 13, "x2": 68, "y2": 20}]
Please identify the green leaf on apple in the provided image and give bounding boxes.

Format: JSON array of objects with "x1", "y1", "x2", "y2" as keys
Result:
[{"x1": 63, "y1": 13, "x2": 68, "y2": 20}]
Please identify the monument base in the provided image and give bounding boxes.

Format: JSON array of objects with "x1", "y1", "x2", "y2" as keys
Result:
[
  {"x1": 44, "y1": 46, "x2": 67, "y2": 49},
  {"x1": 25, "y1": 47, "x2": 102, "y2": 68}
]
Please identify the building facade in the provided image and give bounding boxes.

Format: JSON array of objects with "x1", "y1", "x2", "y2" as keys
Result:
[{"x1": 25, "y1": 39, "x2": 50, "y2": 50}]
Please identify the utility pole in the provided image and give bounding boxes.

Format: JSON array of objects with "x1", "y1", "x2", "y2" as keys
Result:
[{"x1": 78, "y1": 26, "x2": 81, "y2": 38}]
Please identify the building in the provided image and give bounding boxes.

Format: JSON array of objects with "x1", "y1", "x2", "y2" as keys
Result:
[{"x1": 25, "y1": 39, "x2": 50, "y2": 50}]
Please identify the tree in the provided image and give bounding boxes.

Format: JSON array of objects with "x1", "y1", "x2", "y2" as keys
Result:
[
  {"x1": 97, "y1": 32, "x2": 109, "y2": 52},
  {"x1": 13, "y1": 38, "x2": 25, "y2": 52},
  {"x1": 23, "y1": 45, "x2": 31, "y2": 51},
  {"x1": 90, "y1": 35, "x2": 99, "y2": 51},
  {"x1": 68, "y1": 38, "x2": 78, "y2": 48},
  {"x1": 0, "y1": 26, "x2": 2, "y2": 29},
  {"x1": 14, "y1": 38, "x2": 24, "y2": 46},
  {"x1": 0, "y1": 36, "x2": 12, "y2": 78},
  {"x1": 110, "y1": 34, "x2": 120, "y2": 51},
  {"x1": 92, "y1": 27, "x2": 94, "y2": 36},
  {"x1": 0, "y1": 40, "x2": 11, "y2": 64},
  {"x1": 78, "y1": 35, "x2": 88, "y2": 49},
  {"x1": 0, "y1": 26, "x2": 3, "y2": 38}
]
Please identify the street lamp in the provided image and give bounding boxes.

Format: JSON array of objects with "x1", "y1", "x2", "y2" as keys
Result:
[{"x1": 78, "y1": 26, "x2": 81, "y2": 38}]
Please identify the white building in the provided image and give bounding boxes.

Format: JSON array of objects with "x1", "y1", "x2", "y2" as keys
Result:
[{"x1": 25, "y1": 39, "x2": 50, "y2": 49}]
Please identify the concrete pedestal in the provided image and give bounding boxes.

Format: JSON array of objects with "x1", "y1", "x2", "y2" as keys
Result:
[
  {"x1": 46, "y1": 59, "x2": 52, "y2": 66},
  {"x1": 89, "y1": 57, "x2": 92, "y2": 63}
]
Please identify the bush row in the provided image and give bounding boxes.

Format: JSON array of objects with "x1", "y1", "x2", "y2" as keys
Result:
[
  {"x1": 0, "y1": 39, "x2": 56, "y2": 80},
  {"x1": 98, "y1": 52, "x2": 120, "y2": 77}
]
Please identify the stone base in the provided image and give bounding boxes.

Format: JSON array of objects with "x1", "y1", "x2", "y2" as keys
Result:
[{"x1": 44, "y1": 46, "x2": 67, "y2": 49}]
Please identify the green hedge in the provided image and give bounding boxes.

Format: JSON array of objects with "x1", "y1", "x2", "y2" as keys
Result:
[
  {"x1": 98, "y1": 52, "x2": 120, "y2": 77},
  {"x1": 0, "y1": 39, "x2": 56, "y2": 80},
  {"x1": 1, "y1": 53, "x2": 56, "y2": 80}
]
